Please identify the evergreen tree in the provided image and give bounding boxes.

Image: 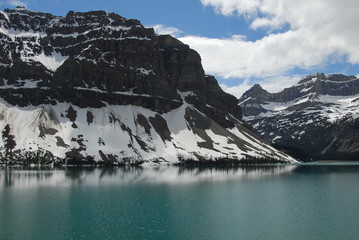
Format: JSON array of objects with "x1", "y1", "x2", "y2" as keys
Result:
[{"x1": 2, "y1": 124, "x2": 16, "y2": 158}]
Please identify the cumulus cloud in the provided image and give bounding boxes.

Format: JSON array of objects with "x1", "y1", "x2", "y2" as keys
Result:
[
  {"x1": 151, "y1": 24, "x2": 184, "y2": 38},
  {"x1": 201, "y1": 0, "x2": 260, "y2": 18},
  {"x1": 180, "y1": 31, "x2": 326, "y2": 79},
  {"x1": 179, "y1": 0, "x2": 359, "y2": 85}
]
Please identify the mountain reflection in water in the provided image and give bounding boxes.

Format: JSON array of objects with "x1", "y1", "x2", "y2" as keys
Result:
[
  {"x1": 0, "y1": 165, "x2": 296, "y2": 188},
  {"x1": 1, "y1": 163, "x2": 359, "y2": 188}
]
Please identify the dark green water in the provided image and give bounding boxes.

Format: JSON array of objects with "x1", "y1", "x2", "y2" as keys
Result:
[{"x1": 1, "y1": 163, "x2": 359, "y2": 240}]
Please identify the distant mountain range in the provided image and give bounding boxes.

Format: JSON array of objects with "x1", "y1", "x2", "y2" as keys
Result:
[
  {"x1": 0, "y1": 7, "x2": 295, "y2": 165},
  {"x1": 239, "y1": 73, "x2": 359, "y2": 160}
]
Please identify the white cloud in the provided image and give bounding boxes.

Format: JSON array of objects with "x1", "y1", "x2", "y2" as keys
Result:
[
  {"x1": 200, "y1": 0, "x2": 260, "y2": 18},
  {"x1": 259, "y1": 75, "x2": 302, "y2": 93},
  {"x1": 180, "y1": 30, "x2": 326, "y2": 79},
  {"x1": 219, "y1": 79, "x2": 252, "y2": 98},
  {"x1": 220, "y1": 75, "x2": 301, "y2": 98},
  {"x1": 151, "y1": 24, "x2": 184, "y2": 38},
  {"x1": 182, "y1": 0, "x2": 359, "y2": 82},
  {"x1": 250, "y1": 16, "x2": 284, "y2": 30}
]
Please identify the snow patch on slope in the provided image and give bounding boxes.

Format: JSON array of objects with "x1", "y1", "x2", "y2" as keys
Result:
[
  {"x1": 21, "y1": 51, "x2": 68, "y2": 72},
  {"x1": 245, "y1": 93, "x2": 359, "y2": 123},
  {"x1": 0, "y1": 27, "x2": 46, "y2": 41},
  {"x1": 319, "y1": 94, "x2": 359, "y2": 122},
  {"x1": 0, "y1": 79, "x2": 45, "y2": 89}
]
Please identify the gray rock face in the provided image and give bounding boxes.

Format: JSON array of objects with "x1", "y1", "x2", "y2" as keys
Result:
[
  {"x1": 239, "y1": 74, "x2": 359, "y2": 160},
  {"x1": 0, "y1": 7, "x2": 241, "y2": 126}
]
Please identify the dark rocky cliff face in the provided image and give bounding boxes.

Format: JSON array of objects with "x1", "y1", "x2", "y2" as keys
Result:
[{"x1": 0, "y1": 7, "x2": 241, "y2": 127}]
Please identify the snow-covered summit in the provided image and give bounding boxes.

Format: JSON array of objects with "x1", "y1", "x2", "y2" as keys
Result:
[{"x1": 239, "y1": 74, "x2": 359, "y2": 160}]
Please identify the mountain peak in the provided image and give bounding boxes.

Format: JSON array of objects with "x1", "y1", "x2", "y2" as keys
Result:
[
  {"x1": 0, "y1": 8, "x2": 296, "y2": 164},
  {"x1": 252, "y1": 83, "x2": 264, "y2": 90},
  {"x1": 240, "y1": 83, "x2": 272, "y2": 102},
  {"x1": 240, "y1": 73, "x2": 359, "y2": 104},
  {"x1": 298, "y1": 73, "x2": 357, "y2": 85},
  {"x1": 245, "y1": 84, "x2": 263, "y2": 93},
  {"x1": 298, "y1": 73, "x2": 326, "y2": 84},
  {"x1": 239, "y1": 72, "x2": 359, "y2": 160},
  {"x1": 5, "y1": 6, "x2": 43, "y2": 14}
]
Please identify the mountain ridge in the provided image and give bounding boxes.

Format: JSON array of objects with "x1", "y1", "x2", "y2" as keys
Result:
[
  {"x1": 239, "y1": 73, "x2": 359, "y2": 160},
  {"x1": 0, "y1": 7, "x2": 295, "y2": 164}
]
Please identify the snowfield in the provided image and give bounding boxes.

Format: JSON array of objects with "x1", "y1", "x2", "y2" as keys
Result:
[{"x1": 0, "y1": 96, "x2": 296, "y2": 164}]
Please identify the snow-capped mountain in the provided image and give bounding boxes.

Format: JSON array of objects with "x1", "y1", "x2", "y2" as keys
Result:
[
  {"x1": 239, "y1": 73, "x2": 359, "y2": 160},
  {"x1": 0, "y1": 7, "x2": 295, "y2": 164}
]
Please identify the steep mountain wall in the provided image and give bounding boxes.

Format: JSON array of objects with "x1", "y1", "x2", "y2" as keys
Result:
[{"x1": 0, "y1": 7, "x2": 294, "y2": 164}]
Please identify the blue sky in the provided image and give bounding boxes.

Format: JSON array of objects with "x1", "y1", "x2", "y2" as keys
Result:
[{"x1": 1, "y1": 0, "x2": 359, "y2": 97}]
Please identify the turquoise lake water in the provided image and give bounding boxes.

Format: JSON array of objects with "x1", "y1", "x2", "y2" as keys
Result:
[{"x1": 1, "y1": 163, "x2": 359, "y2": 240}]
